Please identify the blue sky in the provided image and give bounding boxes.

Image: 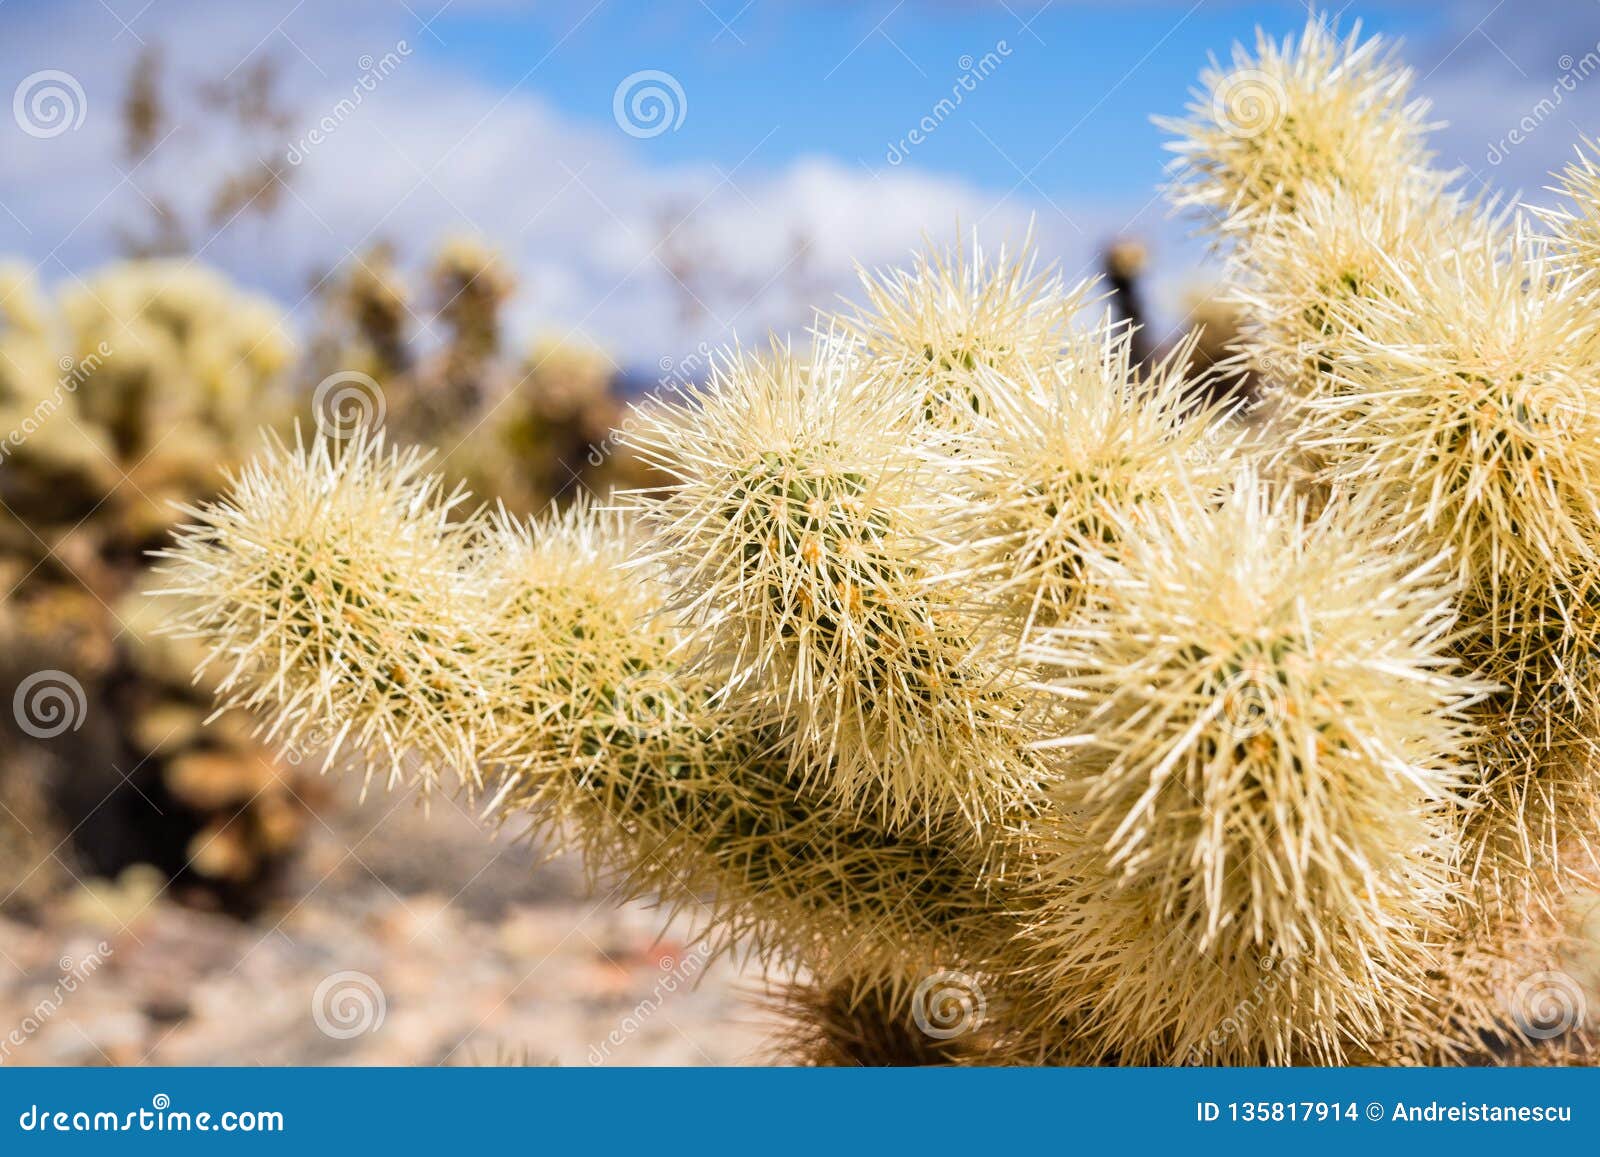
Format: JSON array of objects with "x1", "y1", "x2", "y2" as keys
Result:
[
  {"x1": 423, "y1": 2, "x2": 1441, "y2": 195},
  {"x1": 0, "y1": 1, "x2": 1593, "y2": 367}
]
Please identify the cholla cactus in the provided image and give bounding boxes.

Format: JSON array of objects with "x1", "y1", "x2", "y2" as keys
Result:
[
  {"x1": 426, "y1": 234, "x2": 518, "y2": 419},
  {"x1": 1286, "y1": 229, "x2": 1600, "y2": 892},
  {"x1": 1009, "y1": 477, "x2": 1479, "y2": 1064},
  {"x1": 840, "y1": 231, "x2": 1092, "y2": 425},
  {"x1": 1160, "y1": 17, "x2": 1440, "y2": 233},
  {"x1": 624, "y1": 343, "x2": 1043, "y2": 829},
  {"x1": 942, "y1": 326, "x2": 1238, "y2": 633},
  {"x1": 1223, "y1": 183, "x2": 1489, "y2": 397},
  {"x1": 156, "y1": 431, "x2": 486, "y2": 786},
  {"x1": 0, "y1": 265, "x2": 116, "y2": 504},
  {"x1": 487, "y1": 335, "x2": 637, "y2": 509},
  {"x1": 311, "y1": 239, "x2": 640, "y2": 513},
  {"x1": 61, "y1": 262, "x2": 292, "y2": 504},
  {"x1": 152, "y1": 14, "x2": 1600, "y2": 1065},
  {"x1": 318, "y1": 243, "x2": 413, "y2": 383},
  {"x1": 1538, "y1": 139, "x2": 1600, "y2": 282},
  {"x1": 431, "y1": 237, "x2": 517, "y2": 347},
  {"x1": 0, "y1": 259, "x2": 309, "y2": 915},
  {"x1": 764, "y1": 971, "x2": 987, "y2": 1066},
  {"x1": 160, "y1": 433, "x2": 1008, "y2": 975},
  {"x1": 1173, "y1": 19, "x2": 1600, "y2": 915}
]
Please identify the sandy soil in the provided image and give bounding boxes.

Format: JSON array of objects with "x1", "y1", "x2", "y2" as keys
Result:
[{"x1": 0, "y1": 779, "x2": 777, "y2": 1066}]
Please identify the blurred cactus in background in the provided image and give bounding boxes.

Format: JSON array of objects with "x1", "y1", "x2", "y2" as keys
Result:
[
  {"x1": 0, "y1": 261, "x2": 312, "y2": 915},
  {"x1": 0, "y1": 224, "x2": 649, "y2": 918},
  {"x1": 1100, "y1": 241, "x2": 1257, "y2": 409},
  {"x1": 493, "y1": 335, "x2": 650, "y2": 504},
  {"x1": 311, "y1": 238, "x2": 649, "y2": 514},
  {"x1": 427, "y1": 235, "x2": 518, "y2": 420},
  {"x1": 314, "y1": 242, "x2": 414, "y2": 387},
  {"x1": 117, "y1": 12, "x2": 1600, "y2": 1065}
]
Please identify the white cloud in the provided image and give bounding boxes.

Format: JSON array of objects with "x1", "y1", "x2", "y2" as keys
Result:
[
  {"x1": 1, "y1": 0, "x2": 1155, "y2": 368},
  {"x1": 26, "y1": 1, "x2": 1587, "y2": 368},
  {"x1": 1412, "y1": 1, "x2": 1600, "y2": 203}
]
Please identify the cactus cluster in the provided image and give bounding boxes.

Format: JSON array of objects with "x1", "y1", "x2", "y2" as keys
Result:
[
  {"x1": 156, "y1": 16, "x2": 1600, "y2": 1063},
  {"x1": 0, "y1": 261, "x2": 316, "y2": 914},
  {"x1": 0, "y1": 231, "x2": 651, "y2": 917},
  {"x1": 311, "y1": 238, "x2": 651, "y2": 515}
]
